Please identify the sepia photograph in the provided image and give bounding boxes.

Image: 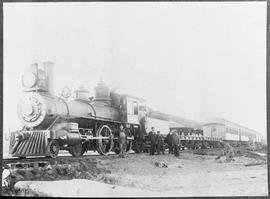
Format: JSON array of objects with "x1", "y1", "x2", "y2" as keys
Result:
[{"x1": 1, "y1": 1, "x2": 268, "y2": 197}]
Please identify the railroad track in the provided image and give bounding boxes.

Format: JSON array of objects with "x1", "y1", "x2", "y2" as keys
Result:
[
  {"x1": 180, "y1": 147, "x2": 223, "y2": 153},
  {"x1": 2, "y1": 148, "x2": 222, "y2": 167},
  {"x1": 2, "y1": 151, "x2": 137, "y2": 169}
]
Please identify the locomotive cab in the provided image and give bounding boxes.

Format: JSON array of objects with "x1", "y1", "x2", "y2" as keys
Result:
[
  {"x1": 115, "y1": 95, "x2": 145, "y2": 153},
  {"x1": 121, "y1": 95, "x2": 143, "y2": 125}
]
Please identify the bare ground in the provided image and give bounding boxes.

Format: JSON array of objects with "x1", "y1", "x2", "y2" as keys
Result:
[
  {"x1": 95, "y1": 152, "x2": 268, "y2": 196},
  {"x1": 3, "y1": 150, "x2": 268, "y2": 197}
]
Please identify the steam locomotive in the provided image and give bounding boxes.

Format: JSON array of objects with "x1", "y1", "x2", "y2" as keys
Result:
[
  {"x1": 9, "y1": 62, "x2": 263, "y2": 158},
  {"x1": 9, "y1": 62, "x2": 168, "y2": 158}
]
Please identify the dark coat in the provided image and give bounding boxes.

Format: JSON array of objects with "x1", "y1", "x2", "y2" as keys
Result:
[
  {"x1": 171, "y1": 132, "x2": 180, "y2": 146},
  {"x1": 149, "y1": 131, "x2": 157, "y2": 143},
  {"x1": 166, "y1": 133, "x2": 173, "y2": 145},
  {"x1": 157, "y1": 134, "x2": 164, "y2": 144}
]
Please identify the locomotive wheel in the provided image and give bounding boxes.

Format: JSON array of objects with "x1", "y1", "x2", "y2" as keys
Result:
[
  {"x1": 46, "y1": 139, "x2": 60, "y2": 158},
  {"x1": 96, "y1": 125, "x2": 113, "y2": 155},
  {"x1": 69, "y1": 143, "x2": 83, "y2": 157}
]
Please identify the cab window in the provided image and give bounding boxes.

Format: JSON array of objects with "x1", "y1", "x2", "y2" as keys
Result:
[
  {"x1": 127, "y1": 101, "x2": 133, "y2": 114},
  {"x1": 133, "y1": 102, "x2": 138, "y2": 115},
  {"x1": 127, "y1": 100, "x2": 139, "y2": 115}
]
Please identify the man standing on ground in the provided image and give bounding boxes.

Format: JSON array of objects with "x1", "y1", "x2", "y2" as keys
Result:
[
  {"x1": 149, "y1": 127, "x2": 157, "y2": 155},
  {"x1": 156, "y1": 131, "x2": 165, "y2": 155},
  {"x1": 118, "y1": 124, "x2": 127, "y2": 158},
  {"x1": 171, "y1": 131, "x2": 180, "y2": 157},
  {"x1": 166, "y1": 131, "x2": 173, "y2": 154}
]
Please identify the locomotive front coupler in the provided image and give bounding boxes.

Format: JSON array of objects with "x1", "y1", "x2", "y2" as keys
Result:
[{"x1": 15, "y1": 131, "x2": 30, "y2": 141}]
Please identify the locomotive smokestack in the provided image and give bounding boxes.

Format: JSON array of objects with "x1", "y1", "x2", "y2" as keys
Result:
[{"x1": 43, "y1": 62, "x2": 54, "y2": 94}]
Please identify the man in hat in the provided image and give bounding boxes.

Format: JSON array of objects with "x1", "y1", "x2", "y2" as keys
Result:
[
  {"x1": 156, "y1": 131, "x2": 165, "y2": 155},
  {"x1": 171, "y1": 131, "x2": 180, "y2": 157},
  {"x1": 118, "y1": 124, "x2": 127, "y2": 158},
  {"x1": 166, "y1": 131, "x2": 173, "y2": 154},
  {"x1": 149, "y1": 127, "x2": 157, "y2": 155}
]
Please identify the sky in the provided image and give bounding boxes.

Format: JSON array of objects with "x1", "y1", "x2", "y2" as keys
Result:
[{"x1": 3, "y1": 2, "x2": 267, "y2": 138}]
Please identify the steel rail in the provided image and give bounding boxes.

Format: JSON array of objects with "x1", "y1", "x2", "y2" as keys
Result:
[
  {"x1": 2, "y1": 152, "x2": 136, "y2": 165},
  {"x1": 2, "y1": 147, "x2": 222, "y2": 166}
]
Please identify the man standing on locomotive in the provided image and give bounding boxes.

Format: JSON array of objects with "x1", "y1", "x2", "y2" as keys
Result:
[
  {"x1": 119, "y1": 124, "x2": 127, "y2": 158},
  {"x1": 149, "y1": 127, "x2": 157, "y2": 155},
  {"x1": 156, "y1": 131, "x2": 165, "y2": 155}
]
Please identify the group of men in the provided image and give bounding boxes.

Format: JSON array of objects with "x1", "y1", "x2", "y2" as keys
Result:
[
  {"x1": 149, "y1": 127, "x2": 180, "y2": 157},
  {"x1": 117, "y1": 125, "x2": 181, "y2": 158},
  {"x1": 148, "y1": 127, "x2": 165, "y2": 155}
]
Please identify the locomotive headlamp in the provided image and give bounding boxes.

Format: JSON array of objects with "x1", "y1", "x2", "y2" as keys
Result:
[{"x1": 22, "y1": 72, "x2": 37, "y2": 88}]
